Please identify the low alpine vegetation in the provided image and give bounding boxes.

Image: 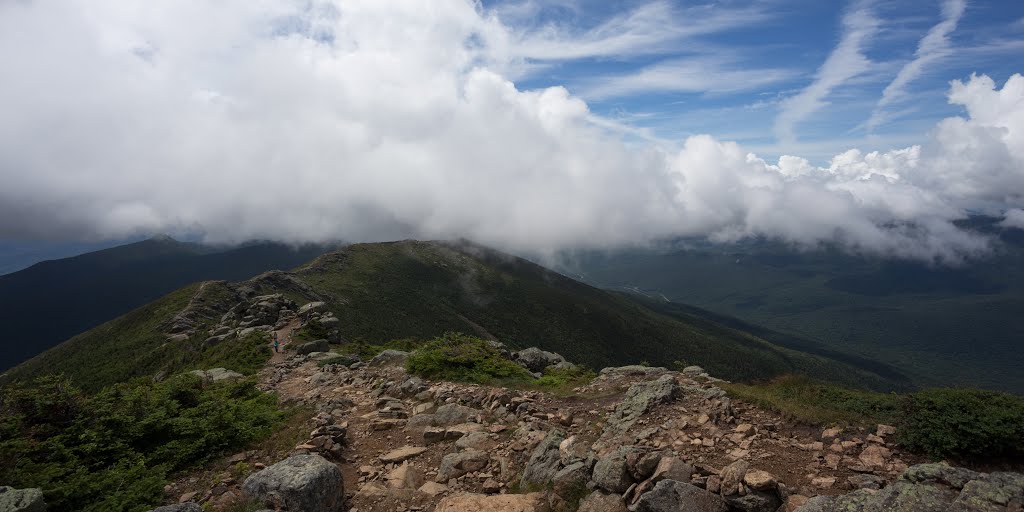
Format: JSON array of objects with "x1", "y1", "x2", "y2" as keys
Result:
[
  {"x1": 0, "y1": 374, "x2": 285, "y2": 512},
  {"x1": 405, "y1": 332, "x2": 533, "y2": 384}
]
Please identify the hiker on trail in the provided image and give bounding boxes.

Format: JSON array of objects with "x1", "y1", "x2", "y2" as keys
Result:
[{"x1": 273, "y1": 332, "x2": 280, "y2": 353}]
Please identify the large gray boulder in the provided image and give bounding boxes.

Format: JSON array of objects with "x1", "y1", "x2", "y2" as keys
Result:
[
  {"x1": 433, "y1": 404, "x2": 479, "y2": 427},
  {"x1": 297, "y1": 301, "x2": 327, "y2": 317},
  {"x1": 631, "y1": 480, "x2": 729, "y2": 512},
  {"x1": 436, "y1": 450, "x2": 490, "y2": 482},
  {"x1": 592, "y1": 446, "x2": 642, "y2": 494},
  {"x1": 293, "y1": 339, "x2": 329, "y2": 355},
  {"x1": 0, "y1": 487, "x2": 45, "y2": 512},
  {"x1": 242, "y1": 454, "x2": 343, "y2": 512},
  {"x1": 513, "y1": 347, "x2": 566, "y2": 373},
  {"x1": 606, "y1": 374, "x2": 680, "y2": 434},
  {"x1": 520, "y1": 430, "x2": 565, "y2": 489},
  {"x1": 795, "y1": 463, "x2": 1024, "y2": 512}
]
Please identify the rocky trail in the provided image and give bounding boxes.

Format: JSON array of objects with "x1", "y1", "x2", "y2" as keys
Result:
[
  {"x1": 156, "y1": 351, "x2": 1024, "y2": 512},
  {"x1": 136, "y1": 292, "x2": 1024, "y2": 512}
]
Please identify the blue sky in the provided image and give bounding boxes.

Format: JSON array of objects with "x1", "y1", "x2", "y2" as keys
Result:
[{"x1": 485, "y1": 0, "x2": 1024, "y2": 163}]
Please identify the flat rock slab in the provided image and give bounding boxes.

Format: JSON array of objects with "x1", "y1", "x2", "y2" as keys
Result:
[
  {"x1": 380, "y1": 445, "x2": 428, "y2": 463},
  {"x1": 435, "y1": 492, "x2": 547, "y2": 512}
]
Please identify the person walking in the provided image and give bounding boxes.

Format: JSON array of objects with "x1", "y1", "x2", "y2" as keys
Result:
[{"x1": 273, "y1": 332, "x2": 280, "y2": 353}]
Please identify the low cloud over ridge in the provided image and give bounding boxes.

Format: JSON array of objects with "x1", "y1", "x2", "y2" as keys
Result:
[{"x1": 0, "y1": 0, "x2": 1022, "y2": 264}]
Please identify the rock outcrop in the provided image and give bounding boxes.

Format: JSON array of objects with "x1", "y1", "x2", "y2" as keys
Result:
[
  {"x1": 0, "y1": 487, "x2": 46, "y2": 512},
  {"x1": 796, "y1": 463, "x2": 1024, "y2": 512},
  {"x1": 242, "y1": 454, "x2": 343, "y2": 512}
]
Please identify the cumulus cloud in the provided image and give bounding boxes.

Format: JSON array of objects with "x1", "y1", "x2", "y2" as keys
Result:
[
  {"x1": 0, "y1": 0, "x2": 1021, "y2": 264},
  {"x1": 774, "y1": 1, "x2": 879, "y2": 143},
  {"x1": 866, "y1": 0, "x2": 966, "y2": 131}
]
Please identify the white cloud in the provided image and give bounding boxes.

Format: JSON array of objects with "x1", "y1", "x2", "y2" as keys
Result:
[
  {"x1": 866, "y1": 0, "x2": 966, "y2": 131},
  {"x1": 1002, "y1": 209, "x2": 1024, "y2": 228},
  {"x1": 0, "y1": 0, "x2": 1021, "y2": 264},
  {"x1": 774, "y1": 1, "x2": 879, "y2": 143}
]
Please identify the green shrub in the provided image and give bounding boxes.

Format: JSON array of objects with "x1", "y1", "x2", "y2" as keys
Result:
[
  {"x1": 722, "y1": 375, "x2": 901, "y2": 426},
  {"x1": 899, "y1": 388, "x2": 1024, "y2": 461},
  {"x1": 405, "y1": 332, "x2": 532, "y2": 384},
  {"x1": 0, "y1": 373, "x2": 284, "y2": 512},
  {"x1": 532, "y1": 365, "x2": 596, "y2": 391}
]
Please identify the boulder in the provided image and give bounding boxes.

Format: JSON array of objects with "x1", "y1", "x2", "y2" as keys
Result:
[
  {"x1": 605, "y1": 375, "x2": 680, "y2": 433},
  {"x1": 0, "y1": 487, "x2": 45, "y2": 512},
  {"x1": 297, "y1": 301, "x2": 327, "y2": 317},
  {"x1": 520, "y1": 430, "x2": 565, "y2": 489},
  {"x1": 577, "y1": 491, "x2": 628, "y2": 512},
  {"x1": 242, "y1": 454, "x2": 343, "y2": 512},
  {"x1": 553, "y1": 462, "x2": 590, "y2": 500},
  {"x1": 189, "y1": 368, "x2": 244, "y2": 383},
  {"x1": 434, "y1": 404, "x2": 479, "y2": 426},
  {"x1": 386, "y1": 462, "x2": 425, "y2": 490},
  {"x1": 435, "y1": 492, "x2": 547, "y2": 512},
  {"x1": 437, "y1": 450, "x2": 490, "y2": 482},
  {"x1": 794, "y1": 463, "x2": 1024, "y2": 512},
  {"x1": 631, "y1": 480, "x2": 729, "y2": 512},
  {"x1": 719, "y1": 459, "x2": 750, "y2": 496},
  {"x1": 592, "y1": 446, "x2": 639, "y2": 494},
  {"x1": 369, "y1": 349, "x2": 410, "y2": 366},
  {"x1": 296, "y1": 339, "x2": 330, "y2": 355},
  {"x1": 513, "y1": 347, "x2": 567, "y2": 373}
]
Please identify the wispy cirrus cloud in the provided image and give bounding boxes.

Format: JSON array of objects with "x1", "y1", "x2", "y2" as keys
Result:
[
  {"x1": 774, "y1": 1, "x2": 879, "y2": 143},
  {"x1": 491, "y1": 0, "x2": 774, "y2": 63},
  {"x1": 575, "y1": 56, "x2": 798, "y2": 99},
  {"x1": 866, "y1": 0, "x2": 967, "y2": 131}
]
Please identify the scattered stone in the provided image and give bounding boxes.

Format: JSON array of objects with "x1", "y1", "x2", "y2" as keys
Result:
[
  {"x1": 720, "y1": 459, "x2": 750, "y2": 496},
  {"x1": 386, "y1": 462, "x2": 425, "y2": 490},
  {"x1": 369, "y1": 350, "x2": 410, "y2": 366},
  {"x1": 418, "y1": 482, "x2": 449, "y2": 497},
  {"x1": 743, "y1": 469, "x2": 777, "y2": 491}
]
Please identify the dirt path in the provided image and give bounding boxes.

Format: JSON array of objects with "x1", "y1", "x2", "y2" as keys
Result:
[{"x1": 269, "y1": 318, "x2": 301, "y2": 364}]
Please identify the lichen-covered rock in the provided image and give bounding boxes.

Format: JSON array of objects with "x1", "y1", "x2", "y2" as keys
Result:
[
  {"x1": 433, "y1": 403, "x2": 479, "y2": 427},
  {"x1": 521, "y1": 430, "x2": 565, "y2": 489},
  {"x1": 0, "y1": 487, "x2": 46, "y2": 512},
  {"x1": 631, "y1": 479, "x2": 729, "y2": 512},
  {"x1": 295, "y1": 339, "x2": 330, "y2": 355},
  {"x1": 242, "y1": 454, "x2": 343, "y2": 512},
  {"x1": 592, "y1": 446, "x2": 642, "y2": 493},
  {"x1": 605, "y1": 375, "x2": 680, "y2": 433},
  {"x1": 795, "y1": 463, "x2": 1024, "y2": 512},
  {"x1": 189, "y1": 367, "x2": 243, "y2": 383}
]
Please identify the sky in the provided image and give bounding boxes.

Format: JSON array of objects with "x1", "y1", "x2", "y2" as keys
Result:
[{"x1": 0, "y1": 0, "x2": 1023, "y2": 264}]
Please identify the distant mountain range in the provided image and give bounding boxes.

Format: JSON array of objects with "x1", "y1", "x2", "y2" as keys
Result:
[
  {"x1": 2, "y1": 240, "x2": 905, "y2": 393},
  {"x1": 559, "y1": 217, "x2": 1024, "y2": 393},
  {"x1": 0, "y1": 237, "x2": 337, "y2": 371}
]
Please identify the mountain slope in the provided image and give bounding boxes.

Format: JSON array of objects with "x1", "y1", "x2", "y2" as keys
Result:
[
  {"x1": 4, "y1": 240, "x2": 907, "y2": 392},
  {"x1": 0, "y1": 237, "x2": 335, "y2": 371},
  {"x1": 560, "y1": 225, "x2": 1024, "y2": 393}
]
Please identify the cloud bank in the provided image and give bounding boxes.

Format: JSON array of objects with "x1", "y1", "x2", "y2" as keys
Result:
[{"x1": 0, "y1": 0, "x2": 1022, "y2": 264}]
